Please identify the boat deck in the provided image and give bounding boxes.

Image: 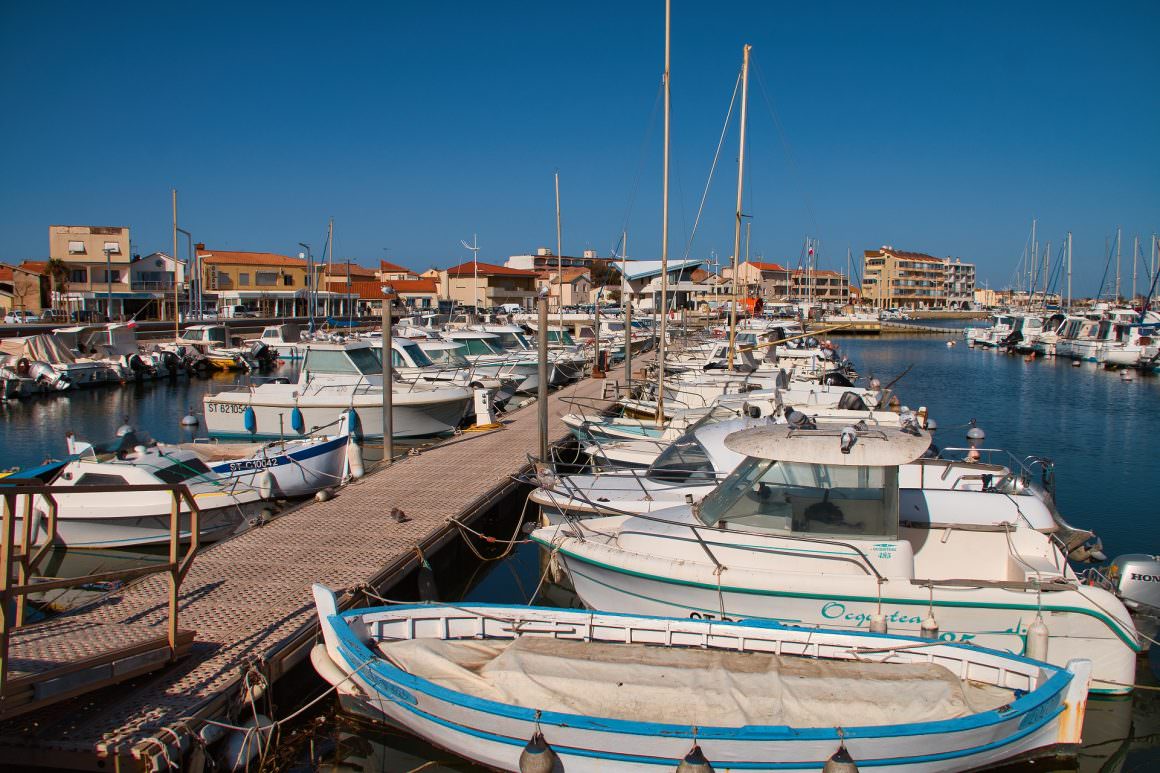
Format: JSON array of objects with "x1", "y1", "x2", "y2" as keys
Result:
[{"x1": 0, "y1": 374, "x2": 611, "y2": 771}]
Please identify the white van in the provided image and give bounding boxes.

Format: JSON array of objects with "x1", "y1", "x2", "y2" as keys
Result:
[
  {"x1": 499, "y1": 303, "x2": 524, "y2": 314},
  {"x1": 220, "y1": 304, "x2": 257, "y2": 318}
]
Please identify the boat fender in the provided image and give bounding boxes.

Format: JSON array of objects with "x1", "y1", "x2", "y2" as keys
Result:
[
  {"x1": 310, "y1": 642, "x2": 350, "y2": 689},
  {"x1": 1120, "y1": 369, "x2": 1134, "y2": 381},
  {"x1": 243, "y1": 406, "x2": 257, "y2": 434},
  {"x1": 257, "y1": 470, "x2": 275, "y2": 500},
  {"x1": 1071, "y1": 359, "x2": 1081, "y2": 367},
  {"x1": 920, "y1": 612, "x2": 939, "y2": 640},
  {"x1": 290, "y1": 406, "x2": 306, "y2": 434},
  {"x1": 868, "y1": 613, "x2": 887, "y2": 634},
  {"x1": 676, "y1": 743, "x2": 714, "y2": 772},
  {"x1": 224, "y1": 714, "x2": 273, "y2": 772},
  {"x1": 822, "y1": 744, "x2": 859, "y2": 773},
  {"x1": 116, "y1": 417, "x2": 135, "y2": 437},
  {"x1": 315, "y1": 488, "x2": 334, "y2": 503},
  {"x1": 344, "y1": 408, "x2": 363, "y2": 442},
  {"x1": 517, "y1": 731, "x2": 557, "y2": 773},
  {"x1": 181, "y1": 407, "x2": 199, "y2": 427},
  {"x1": 1026, "y1": 614, "x2": 1049, "y2": 661},
  {"x1": 417, "y1": 564, "x2": 439, "y2": 602},
  {"x1": 345, "y1": 440, "x2": 365, "y2": 480}
]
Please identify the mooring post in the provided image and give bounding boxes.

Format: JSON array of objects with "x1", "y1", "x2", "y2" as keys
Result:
[
  {"x1": 381, "y1": 285, "x2": 394, "y2": 464},
  {"x1": 537, "y1": 287, "x2": 549, "y2": 461}
]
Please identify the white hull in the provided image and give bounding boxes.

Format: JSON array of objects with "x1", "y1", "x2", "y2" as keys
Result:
[
  {"x1": 13, "y1": 503, "x2": 243, "y2": 549},
  {"x1": 199, "y1": 435, "x2": 350, "y2": 497}
]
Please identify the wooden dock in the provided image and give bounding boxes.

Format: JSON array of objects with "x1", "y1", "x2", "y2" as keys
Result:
[{"x1": 0, "y1": 375, "x2": 610, "y2": 771}]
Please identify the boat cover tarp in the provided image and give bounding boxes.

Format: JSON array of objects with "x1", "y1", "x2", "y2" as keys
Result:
[
  {"x1": 378, "y1": 636, "x2": 1013, "y2": 727},
  {"x1": 0, "y1": 335, "x2": 78, "y2": 364}
]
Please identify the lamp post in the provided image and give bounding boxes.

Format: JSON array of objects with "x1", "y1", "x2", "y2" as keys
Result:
[
  {"x1": 298, "y1": 242, "x2": 313, "y2": 330},
  {"x1": 381, "y1": 284, "x2": 395, "y2": 464}
]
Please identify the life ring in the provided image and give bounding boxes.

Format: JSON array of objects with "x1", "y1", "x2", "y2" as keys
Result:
[
  {"x1": 1140, "y1": 336, "x2": 1152, "y2": 346},
  {"x1": 16, "y1": 357, "x2": 30, "y2": 376}
]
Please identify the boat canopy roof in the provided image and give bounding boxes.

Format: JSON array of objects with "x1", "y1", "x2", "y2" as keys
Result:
[
  {"x1": 0, "y1": 335, "x2": 78, "y2": 364},
  {"x1": 724, "y1": 424, "x2": 930, "y2": 466}
]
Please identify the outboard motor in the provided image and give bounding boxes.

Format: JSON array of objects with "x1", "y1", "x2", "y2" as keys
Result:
[
  {"x1": 1100, "y1": 555, "x2": 1160, "y2": 650},
  {"x1": 250, "y1": 341, "x2": 277, "y2": 369},
  {"x1": 28, "y1": 362, "x2": 71, "y2": 391},
  {"x1": 1000, "y1": 330, "x2": 1023, "y2": 349},
  {"x1": 821, "y1": 370, "x2": 855, "y2": 387},
  {"x1": 836, "y1": 391, "x2": 869, "y2": 411}
]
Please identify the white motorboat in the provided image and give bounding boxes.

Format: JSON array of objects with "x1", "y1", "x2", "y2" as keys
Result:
[
  {"x1": 442, "y1": 330, "x2": 550, "y2": 393},
  {"x1": 245, "y1": 322, "x2": 306, "y2": 361},
  {"x1": 202, "y1": 342, "x2": 472, "y2": 440},
  {"x1": 174, "y1": 431, "x2": 358, "y2": 498},
  {"x1": 5, "y1": 431, "x2": 265, "y2": 549},
  {"x1": 532, "y1": 422, "x2": 1140, "y2": 694},
  {"x1": 311, "y1": 586, "x2": 1091, "y2": 772},
  {"x1": 0, "y1": 334, "x2": 111, "y2": 390}
]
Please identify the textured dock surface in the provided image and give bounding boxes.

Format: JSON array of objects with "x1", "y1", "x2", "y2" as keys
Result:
[{"x1": 0, "y1": 375, "x2": 611, "y2": 768}]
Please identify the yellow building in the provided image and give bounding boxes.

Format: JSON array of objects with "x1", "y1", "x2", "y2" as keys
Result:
[
  {"x1": 196, "y1": 246, "x2": 313, "y2": 316},
  {"x1": 49, "y1": 224, "x2": 132, "y2": 316},
  {"x1": 862, "y1": 246, "x2": 948, "y2": 309}
]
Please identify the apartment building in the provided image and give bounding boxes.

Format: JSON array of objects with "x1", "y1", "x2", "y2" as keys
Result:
[
  {"x1": 791, "y1": 269, "x2": 850, "y2": 303},
  {"x1": 945, "y1": 259, "x2": 976, "y2": 309},
  {"x1": 862, "y1": 247, "x2": 950, "y2": 309},
  {"x1": 197, "y1": 246, "x2": 313, "y2": 316},
  {"x1": 440, "y1": 261, "x2": 538, "y2": 309}
]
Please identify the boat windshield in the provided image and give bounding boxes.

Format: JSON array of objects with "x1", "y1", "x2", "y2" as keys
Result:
[
  {"x1": 425, "y1": 346, "x2": 470, "y2": 367},
  {"x1": 396, "y1": 341, "x2": 434, "y2": 368},
  {"x1": 646, "y1": 436, "x2": 715, "y2": 483},
  {"x1": 696, "y1": 457, "x2": 899, "y2": 539},
  {"x1": 685, "y1": 405, "x2": 742, "y2": 432},
  {"x1": 153, "y1": 457, "x2": 213, "y2": 483},
  {"x1": 490, "y1": 331, "x2": 529, "y2": 351},
  {"x1": 305, "y1": 347, "x2": 382, "y2": 376},
  {"x1": 458, "y1": 337, "x2": 504, "y2": 356}
]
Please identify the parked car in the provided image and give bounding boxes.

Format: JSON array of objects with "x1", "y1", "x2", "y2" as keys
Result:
[
  {"x1": 3, "y1": 310, "x2": 39, "y2": 324},
  {"x1": 220, "y1": 304, "x2": 258, "y2": 318},
  {"x1": 70, "y1": 309, "x2": 106, "y2": 323},
  {"x1": 40, "y1": 309, "x2": 69, "y2": 323}
]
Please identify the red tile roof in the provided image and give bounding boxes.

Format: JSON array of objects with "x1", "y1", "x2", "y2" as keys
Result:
[
  {"x1": 198, "y1": 249, "x2": 305, "y2": 267},
  {"x1": 347, "y1": 279, "x2": 439, "y2": 299},
  {"x1": 0, "y1": 266, "x2": 13, "y2": 281},
  {"x1": 445, "y1": 260, "x2": 537, "y2": 278},
  {"x1": 19, "y1": 261, "x2": 48, "y2": 275},
  {"x1": 750, "y1": 261, "x2": 790, "y2": 272},
  {"x1": 865, "y1": 248, "x2": 943, "y2": 264},
  {"x1": 324, "y1": 261, "x2": 377, "y2": 278},
  {"x1": 794, "y1": 269, "x2": 844, "y2": 278},
  {"x1": 379, "y1": 260, "x2": 413, "y2": 274}
]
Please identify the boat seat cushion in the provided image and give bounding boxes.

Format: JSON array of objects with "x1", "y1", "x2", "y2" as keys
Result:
[{"x1": 377, "y1": 635, "x2": 1012, "y2": 728}]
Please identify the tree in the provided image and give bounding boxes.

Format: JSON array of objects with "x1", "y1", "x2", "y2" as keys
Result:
[{"x1": 47, "y1": 258, "x2": 69, "y2": 310}]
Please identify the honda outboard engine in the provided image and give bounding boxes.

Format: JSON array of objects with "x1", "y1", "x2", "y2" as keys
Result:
[
  {"x1": 28, "y1": 362, "x2": 71, "y2": 391},
  {"x1": 1101, "y1": 554, "x2": 1160, "y2": 650}
]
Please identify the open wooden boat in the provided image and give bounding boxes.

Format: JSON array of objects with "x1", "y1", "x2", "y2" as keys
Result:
[{"x1": 311, "y1": 585, "x2": 1090, "y2": 772}]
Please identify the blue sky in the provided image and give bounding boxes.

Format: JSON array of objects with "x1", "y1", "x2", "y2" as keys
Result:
[{"x1": 1, "y1": 1, "x2": 1156, "y2": 294}]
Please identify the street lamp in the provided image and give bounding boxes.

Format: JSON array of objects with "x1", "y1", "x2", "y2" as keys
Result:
[
  {"x1": 536, "y1": 284, "x2": 550, "y2": 461},
  {"x1": 298, "y1": 242, "x2": 313, "y2": 330},
  {"x1": 460, "y1": 235, "x2": 480, "y2": 316},
  {"x1": 381, "y1": 284, "x2": 395, "y2": 464}
]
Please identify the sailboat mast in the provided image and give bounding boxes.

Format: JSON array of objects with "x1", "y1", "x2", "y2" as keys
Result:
[
  {"x1": 656, "y1": 0, "x2": 671, "y2": 422},
  {"x1": 327, "y1": 217, "x2": 334, "y2": 317},
  {"x1": 1115, "y1": 226, "x2": 1122, "y2": 302},
  {"x1": 554, "y1": 171, "x2": 563, "y2": 334},
  {"x1": 172, "y1": 189, "x2": 179, "y2": 338},
  {"x1": 726, "y1": 43, "x2": 751, "y2": 372},
  {"x1": 623, "y1": 230, "x2": 632, "y2": 385},
  {"x1": 1029, "y1": 218, "x2": 1037, "y2": 306},
  {"x1": 1132, "y1": 235, "x2": 1139, "y2": 305},
  {"x1": 1067, "y1": 231, "x2": 1073, "y2": 312}
]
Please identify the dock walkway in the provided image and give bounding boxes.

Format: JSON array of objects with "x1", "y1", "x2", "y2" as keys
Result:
[{"x1": 0, "y1": 375, "x2": 610, "y2": 771}]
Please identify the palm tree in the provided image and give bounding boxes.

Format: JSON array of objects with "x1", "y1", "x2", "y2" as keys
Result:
[{"x1": 46, "y1": 258, "x2": 69, "y2": 312}]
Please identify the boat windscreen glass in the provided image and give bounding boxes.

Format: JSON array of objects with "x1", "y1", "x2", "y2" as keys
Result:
[
  {"x1": 395, "y1": 341, "x2": 434, "y2": 368},
  {"x1": 306, "y1": 347, "x2": 382, "y2": 375},
  {"x1": 459, "y1": 338, "x2": 503, "y2": 356},
  {"x1": 646, "y1": 437, "x2": 715, "y2": 483},
  {"x1": 154, "y1": 458, "x2": 213, "y2": 483},
  {"x1": 697, "y1": 457, "x2": 898, "y2": 539},
  {"x1": 425, "y1": 346, "x2": 470, "y2": 366}
]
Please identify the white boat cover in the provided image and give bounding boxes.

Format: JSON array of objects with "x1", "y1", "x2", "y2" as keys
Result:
[
  {"x1": 378, "y1": 636, "x2": 1013, "y2": 727},
  {"x1": 0, "y1": 335, "x2": 78, "y2": 364}
]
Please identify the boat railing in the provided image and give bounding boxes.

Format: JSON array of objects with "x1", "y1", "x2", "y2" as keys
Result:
[
  {"x1": 548, "y1": 483, "x2": 884, "y2": 581},
  {"x1": 938, "y1": 447, "x2": 1052, "y2": 496},
  {"x1": 0, "y1": 481, "x2": 201, "y2": 717}
]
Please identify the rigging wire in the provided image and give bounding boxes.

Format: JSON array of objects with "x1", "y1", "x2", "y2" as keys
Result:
[
  {"x1": 751, "y1": 55, "x2": 822, "y2": 239},
  {"x1": 683, "y1": 71, "x2": 742, "y2": 259},
  {"x1": 612, "y1": 81, "x2": 665, "y2": 258}
]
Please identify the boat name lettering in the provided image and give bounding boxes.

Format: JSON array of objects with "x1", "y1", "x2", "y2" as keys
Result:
[
  {"x1": 1130, "y1": 573, "x2": 1160, "y2": 583},
  {"x1": 227, "y1": 458, "x2": 283, "y2": 472},
  {"x1": 819, "y1": 602, "x2": 976, "y2": 642},
  {"x1": 689, "y1": 611, "x2": 738, "y2": 622},
  {"x1": 206, "y1": 403, "x2": 251, "y2": 415}
]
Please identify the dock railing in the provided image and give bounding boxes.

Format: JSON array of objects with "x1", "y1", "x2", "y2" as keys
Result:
[{"x1": 0, "y1": 482, "x2": 201, "y2": 718}]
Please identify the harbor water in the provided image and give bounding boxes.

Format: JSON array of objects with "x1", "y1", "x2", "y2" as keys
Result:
[{"x1": 3, "y1": 332, "x2": 1160, "y2": 770}]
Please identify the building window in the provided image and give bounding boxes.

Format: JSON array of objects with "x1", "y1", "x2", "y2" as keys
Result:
[
  {"x1": 256, "y1": 272, "x2": 278, "y2": 287},
  {"x1": 283, "y1": 274, "x2": 294, "y2": 286},
  {"x1": 69, "y1": 268, "x2": 87, "y2": 283},
  {"x1": 238, "y1": 273, "x2": 250, "y2": 286},
  {"x1": 68, "y1": 241, "x2": 85, "y2": 254},
  {"x1": 103, "y1": 241, "x2": 121, "y2": 254}
]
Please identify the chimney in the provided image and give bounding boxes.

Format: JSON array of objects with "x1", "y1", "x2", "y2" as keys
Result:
[{"x1": 194, "y1": 242, "x2": 206, "y2": 251}]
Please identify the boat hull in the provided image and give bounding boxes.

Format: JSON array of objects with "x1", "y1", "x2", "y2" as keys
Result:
[{"x1": 204, "y1": 435, "x2": 350, "y2": 497}]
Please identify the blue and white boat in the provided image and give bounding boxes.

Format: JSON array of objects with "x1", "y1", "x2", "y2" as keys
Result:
[{"x1": 311, "y1": 585, "x2": 1091, "y2": 772}]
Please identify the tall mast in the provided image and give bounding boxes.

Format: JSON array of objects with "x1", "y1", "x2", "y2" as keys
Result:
[
  {"x1": 327, "y1": 216, "x2": 334, "y2": 317},
  {"x1": 1132, "y1": 235, "x2": 1139, "y2": 304},
  {"x1": 554, "y1": 171, "x2": 563, "y2": 335},
  {"x1": 1115, "y1": 226, "x2": 1122, "y2": 302},
  {"x1": 656, "y1": 0, "x2": 671, "y2": 422},
  {"x1": 1029, "y1": 218, "x2": 1037, "y2": 307},
  {"x1": 1066, "y1": 231, "x2": 1072, "y2": 312},
  {"x1": 172, "y1": 189, "x2": 179, "y2": 338},
  {"x1": 726, "y1": 43, "x2": 751, "y2": 372}
]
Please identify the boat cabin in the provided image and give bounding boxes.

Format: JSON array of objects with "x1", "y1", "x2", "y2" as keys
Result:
[
  {"x1": 260, "y1": 323, "x2": 302, "y2": 344},
  {"x1": 300, "y1": 342, "x2": 382, "y2": 379},
  {"x1": 443, "y1": 331, "x2": 507, "y2": 357},
  {"x1": 480, "y1": 326, "x2": 532, "y2": 352},
  {"x1": 696, "y1": 424, "x2": 929, "y2": 542},
  {"x1": 180, "y1": 324, "x2": 232, "y2": 346}
]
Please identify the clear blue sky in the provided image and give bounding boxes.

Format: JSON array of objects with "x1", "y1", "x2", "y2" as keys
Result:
[{"x1": 1, "y1": 1, "x2": 1156, "y2": 294}]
